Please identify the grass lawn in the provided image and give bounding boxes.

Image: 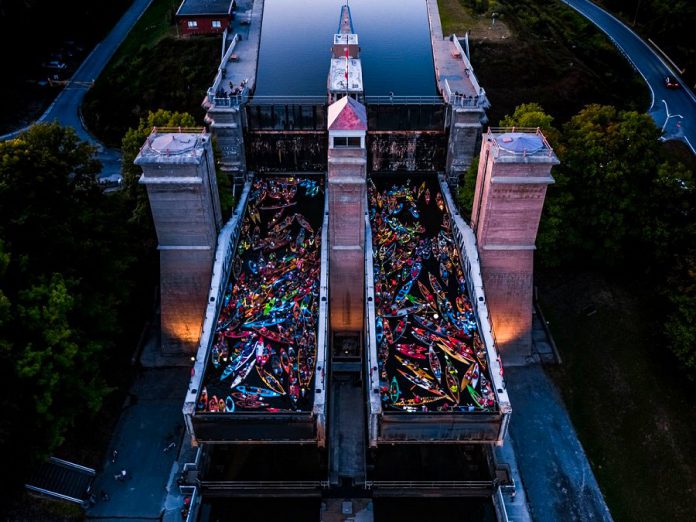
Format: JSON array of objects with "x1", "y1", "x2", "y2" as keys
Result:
[
  {"x1": 448, "y1": 0, "x2": 649, "y2": 125},
  {"x1": 539, "y1": 271, "x2": 696, "y2": 522},
  {"x1": 83, "y1": 0, "x2": 220, "y2": 145}
]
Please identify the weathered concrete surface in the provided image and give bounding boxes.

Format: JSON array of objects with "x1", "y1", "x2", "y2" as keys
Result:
[
  {"x1": 137, "y1": 132, "x2": 221, "y2": 355},
  {"x1": 204, "y1": 0, "x2": 264, "y2": 181},
  {"x1": 328, "y1": 146, "x2": 366, "y2": 333},
  {"x1": 505, "y1": 365, "x2": 613, "y2": 522},
  {"x1": 472, "y1": 132, "x2": 558, "y2": 364},
  {"x1": 368, "y1": 131, "x2": 446, "y2": 172}
]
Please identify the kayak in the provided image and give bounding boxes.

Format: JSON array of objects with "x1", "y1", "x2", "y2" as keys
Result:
[
  {"x1": 428, "y1": 346, "x2": 442, "y2": 381},
  {"x1": 234, "y1": 385, "x2": 281, "y2": 398}
]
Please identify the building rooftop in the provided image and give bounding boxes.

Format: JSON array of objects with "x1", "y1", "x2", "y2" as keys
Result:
[
  {"x1": 327, "y1": 96, "x2": 367, "y2": 131},
  {"x1": 134, "y1": 129, "x2": 209, "y2": 166},
  {"x1": 329, "y1": 58, "x2": 363, "y2": 94},
  {"x1": 333, "y1": 33, "x2": 358, "y2": 45},
  {"x1": 176, "y1": 0, "x2": 233, "y2": 17}
]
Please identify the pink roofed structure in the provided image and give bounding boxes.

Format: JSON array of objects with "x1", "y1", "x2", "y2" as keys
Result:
[{"x1": 327, "y1": 96, "x2": 367, "y2": 131}]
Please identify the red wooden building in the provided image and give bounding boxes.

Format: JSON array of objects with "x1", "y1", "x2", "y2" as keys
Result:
[{"x1": 176, "y1": 0, "x2": 235, "y2": 37}]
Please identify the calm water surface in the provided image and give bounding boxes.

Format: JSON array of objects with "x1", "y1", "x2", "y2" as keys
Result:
[{"x1": 255, "y1": 0, "x2": 436, "y2": 97}]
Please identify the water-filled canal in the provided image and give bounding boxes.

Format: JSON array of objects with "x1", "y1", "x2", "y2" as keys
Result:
[{"x1": 255, "y1": 0, "x2": 437, "y2": 97}]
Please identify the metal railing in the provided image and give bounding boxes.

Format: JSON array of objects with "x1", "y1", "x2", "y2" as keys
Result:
[
  {"x1": 364, "y1": 95, "x2": 444, "y2": 105},
  {"x1": 249, "y1": 95, "x2": 328, "y2": 105},
  {"x1": 200, "y1": 480, "x2": 328, "y2": 490},
  {"x1": 443, "y1": 79, "x2": 488, "y2": 109},
  {"x1": 364, "y1": 480, "x2": 494, "y2": 490},
  {"x1": 486, "y1": 127, "x2": 556, "y2": 158}
]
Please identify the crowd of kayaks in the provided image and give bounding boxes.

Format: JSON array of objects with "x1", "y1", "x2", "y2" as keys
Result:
[
  {"x1": 369, "y1": 178, "x2": 498, "y2": 413},
  {"x1": 197, "y1": 177, "x2": 324, "y2": 413}
]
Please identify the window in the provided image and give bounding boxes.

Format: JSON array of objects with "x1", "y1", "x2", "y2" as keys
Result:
[
  {"x1": 212, "y1": 20, "x2": 222, "y2": 28},
  {"x1": 333, "y1": 136, "x2": 361, "y2": 148},
  {"x1": 187, "y1": 20, "x2": 198, "y2": 28}
]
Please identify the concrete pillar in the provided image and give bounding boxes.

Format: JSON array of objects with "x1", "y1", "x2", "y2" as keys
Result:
[
  {"x1": 327, "y1": 97, "x2": 368, "y2": 334},
  {"x1": 204, "y1": 103, "x2": 246, "y2": 186},
  {"x1": 471, "y1": 129, "x2": 559, "y2": 364},
  {"x1": 445, "y1": 106, "x2": 485, "y2": 185},
  {"x1": 136, "y1": 130, "x2": 222, "y2": 355}
]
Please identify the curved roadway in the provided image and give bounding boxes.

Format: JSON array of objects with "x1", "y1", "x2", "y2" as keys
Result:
[
  {"x1": 0, "y1": 0, "x2": 154, "y2": 176},
  {"x1": 561, "y1": 0, "x2": 696, "y2": 153}
]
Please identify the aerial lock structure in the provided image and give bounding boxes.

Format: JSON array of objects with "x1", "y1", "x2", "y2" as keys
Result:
[
  {"x1": 136, "y1": 129, "x2": 222, "y2": 355},
  {"x1": 471, "y1": 129, "x2": 559, "y2": 363}
]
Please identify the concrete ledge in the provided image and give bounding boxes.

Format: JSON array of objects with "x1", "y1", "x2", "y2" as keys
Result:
[
  {"x1": 491, "y1": 176, "x2": 555, "y2": 184},
  {"x1": 139, "y1": 176, "x2": 203, "y2": 185}
]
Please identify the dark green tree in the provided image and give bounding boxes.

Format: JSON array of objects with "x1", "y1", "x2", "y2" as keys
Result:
[{"x1": 0, "y1": 123, "x2": 146, "y2": 487}]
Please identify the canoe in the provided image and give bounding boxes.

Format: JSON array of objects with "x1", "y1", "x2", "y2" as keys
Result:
[
  {"x1": 436, "y1": 341, "x2": 475, "y2": 365},
  {"x1": 389, "y1": 376, "x2": 400, "y2": 403},
  {"x1": 436, "y1": 192, "x2": 444, "y2": 211},
  {"x1": 208, "y1": 395, "x2": 219, "y2": 412},
  {"x1": 393, "y1": 280, "x2": 413, "y2": 308},
  {"x1": 235, "y1": 397, "x2": 269, "y2": 409},
  {"x1": 395, "y1": 343, "x2": 427, "y2": 360},
  {"x1": 460, "y1": 362, "x2": 480, "y2": 391},
  {"x1": 428, "y1": 274, "x2": 445, "y2": 300},
  {"x1": 392, "y1": 319, "x2": 408, "y2": 342},
  {"x1": 410, "y1": 327, "x2": 432, "y2": 347},
  {"x1": 225, "y1": 396, "x2": 235, "y2": 412},
  {"x1": 256, "y1": 366, "x2": 287, "y2": 395},
  {"x1": 397, "y1": 369, "x2": 445, "y2": 396},
  {"x1": 444, "y1": 356, "x2": 460, "y2": 403},
  {"x1": 229, "y1": 358, "x2": 256, "y2": 389},
  {"x1": 393, "y1": 395, "x2": 445, "y2": 407},
  {"x1": 428, "y1": 346, "x2": 442, "y2": 381},
  {"x1": 467, "y1": 385, "x2": 486, "y2": 409},
  {"x1": 295, "y1": 214, "x2": 314, "y2": 233},
  {"x1": 395, "y1": 355, "x2": 435, "y2": 382},
  {"x1": 234, "y1": 385, "x2": 281, "y2": 398},
  {"x1": 383, "y1": 318, "x2": 394, "y2": 345},
  {"x1": 221, "y1": 341, "x2": 255, "y2": 381}
]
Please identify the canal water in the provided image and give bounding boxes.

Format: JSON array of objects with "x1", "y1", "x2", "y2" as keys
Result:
[{"x1": 255, "y1": 0, "x2": 437, "y2": 97}]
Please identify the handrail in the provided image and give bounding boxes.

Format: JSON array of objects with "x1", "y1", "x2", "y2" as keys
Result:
[
  {"x1": 312, "y1": 193, "x2": 329, "y2": 447},
  {"x1": 364, "y1": 209, "x2": 382, "y2": 448},
  {"x1": 364, "y1": 480, "x2": 494, "y2": 489},
  {"x1": 364, "y1": 95, "x2": 445, "y2": 105},
  {"x1": 183, "y1": 179, "x2": 253, "y2": 435},
  {"x1": 438, "y1": 174, "x2": 512, "y2": 444},
  {"x1": 200, "y1": 480, "x2": 326, "y2": 489},
  {"x1": 486, "y1": 127, "x2": 556, "y2": 157}
]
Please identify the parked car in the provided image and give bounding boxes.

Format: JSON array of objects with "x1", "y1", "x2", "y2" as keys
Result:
[
  {"x1": 43, "y1": 60, "x2": 67, "y2": 70},
  {"x1": 664, "y1": 75, "x2": 680, "y2": 89}
]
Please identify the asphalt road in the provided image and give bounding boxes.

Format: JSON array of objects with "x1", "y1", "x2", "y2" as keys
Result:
[
  {"x1": 0, "y1": 0, "x2": 154, "y2": 176},
  {"x1": 562, "y1": 0, "x2": 696, "y2": 153}
]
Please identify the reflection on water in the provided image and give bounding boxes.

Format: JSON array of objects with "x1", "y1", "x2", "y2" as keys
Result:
[{"x1": 255, "y1": 0, "x2": 436, "y2": 97}]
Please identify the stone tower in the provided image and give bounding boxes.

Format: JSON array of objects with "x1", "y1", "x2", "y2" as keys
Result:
[
  {"x1": 327, "y1": 96, "x2": 368, "y2": 335},
  {"x1": 136, "y1": 129, "x2": 222, "y2": 356},
  {"x1": 471, "y1": 129, "x2": 559, "y2": 364}
]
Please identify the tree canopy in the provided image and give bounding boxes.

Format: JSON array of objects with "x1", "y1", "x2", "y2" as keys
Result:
[
  {"x1": 459, "y1": 102, "x2": 696, "y2": 377},
  {"x1": 0, "y1": 123, "x2": 154, "y2": 486}
]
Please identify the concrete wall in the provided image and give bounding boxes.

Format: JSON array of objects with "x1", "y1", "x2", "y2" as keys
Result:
[
  {"x1": 471, "y1": 135, "x2": 557, "y2": 364},
  {"x1": 204, "y1": 106, "x2": 246, "y2": 184},
  {"x1": 368, "y1": 131, "x2": 446, "y2": 172},
  {"x1": 246, "y1": 132, "x2": 327, "y2": 172},
  {"x1": 328, "y1": 147, "x2": 366, "y2": 333},
  {"x1": 445, "y1": 107, "x2": 484, "y2": 184},
  {"x1": 137, "y1": 134, "x2": 222, "y2": 356}
]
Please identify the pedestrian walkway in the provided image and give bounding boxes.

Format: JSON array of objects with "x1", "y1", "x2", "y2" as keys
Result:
[
  {"x1": 85, "y1": 368, "x2": 190, "y2": 520},
  {"x1": 505, "y1": 365, "x2": 613, "y2": 522}
]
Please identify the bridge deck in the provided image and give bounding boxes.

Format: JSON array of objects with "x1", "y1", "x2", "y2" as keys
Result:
[{"x1": 425, "y1": 0, "x2": 485, "y2": 104}]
